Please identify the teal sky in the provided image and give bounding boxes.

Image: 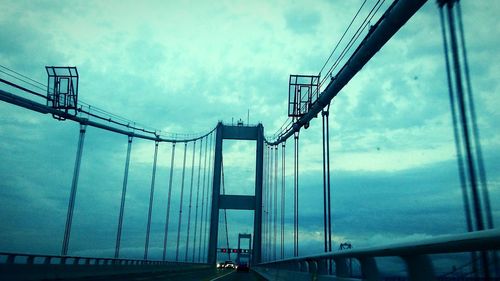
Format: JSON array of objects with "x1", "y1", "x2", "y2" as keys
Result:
[{"x1": 0, "y1": 0, "x2": 499, "y2": 271}]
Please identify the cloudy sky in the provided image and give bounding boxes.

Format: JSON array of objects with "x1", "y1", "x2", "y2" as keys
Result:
[{"x1": 0, "y1": 0, "x2": 499, "y2": 273}]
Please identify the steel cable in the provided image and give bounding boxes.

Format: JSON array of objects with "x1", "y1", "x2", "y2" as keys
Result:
[
  {"x1": 197, "y1": 136, "x2": 208, "y2": 261},
  {"x1": 192, "y1": 138, "x2": 203, "y2": 261},
  {"x1": 175, "y1": 142, "x2": 188, "y2": 261},
  {"x1": 144, "y1": 141, "x2": 159, "y2": 260},
  {"x1": 163, "y1": 142, "x2": 176, "y2": 261},
  {"x1": 185, "y1": 141, "x2": 197, "y2": 261}
]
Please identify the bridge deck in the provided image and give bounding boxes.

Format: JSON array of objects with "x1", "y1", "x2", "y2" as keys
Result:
[{"x1": 64, "y1": 268, "x2": 262, "y2": 281}]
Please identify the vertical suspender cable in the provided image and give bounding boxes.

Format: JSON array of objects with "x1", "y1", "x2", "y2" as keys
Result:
[
  {"x1": 274, "y1": 145, "x2": 278, "y2": 261},
  {"x1": 281, "y1": 143, "x2": 285, "y2": 259},
  {"x1": 293, "y1": 136, "x2": 297, "y2": 257},
  {"x1": 326, "y1": 106, "x2": 332, "y2": 253},
  {"x1": 270, "y1": 146, "x2": 274, "y2": 261},
  {"x1": 439, "y1": 3, "x2": 476, "y2": 275},
  {"x1": 325, "y1": 106, "x2": 333, "y2": 274},
  {"x1": 439, "y1": 1, "x2": 489, "y2": 277},
  {"x1": 203, "y1": 133, "x2": 214, "y2": 260},
  {"x1": 293, "y1": 132, "x2": 299, "y2": 257},
  {"x1": 262, "y1": 144, "x2": 268, "y2": 261},
  {"x1": 269, "y1": 146, "x2": 273, "y2": 261},
  {"x1": 438, "y1": 2, "x2": 472, "y2": 233},
  {"x1": 322, "y1": 111, "x2": 328, "y2": 253},
  {"x1": 445, "y1": 0, "x2": 483, "y2": 233},
  {"x1": 192, "y1": 138, "x2": 203, "y2": 262},
  {"x1": 198, "y1": 135, "x2": 208, "y2": 262},
  {"x1": 263, "y1": 145, "x2": 268, "y2": 260},
  {"x1": 296, "y1": 134, "x2": 300, "y2": 256},
  {"x1": 163, "y1": 142, "x2": 176, "y2": 261},
  {"x1": 185, "y1": 141, "x2": 197, "y2": 261},
  {"x1": 61, "y1": 123, "x2": 87, "y2": 256},
  {"x1": 456, "y1": 1, "x2": 493, "y2": 231},
  {"x1": 144, "y1": 140, "x2": 159, "y2": 260},
  {"x1": 456, "y1": 4, "x2": 497, "y2": 272},
  {"x1": 175, "y1": 142, "x2": 188, "y2": 261},
  {"x1": 115, "y1": 135, "x2": 133, "y2": 259}
]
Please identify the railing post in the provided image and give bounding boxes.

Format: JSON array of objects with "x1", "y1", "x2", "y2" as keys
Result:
[
  {"x1": 334, "y1": 257, "x2": 349, "y2": 278},
  {"x1": 359, "y1": 257, "x2": 379, "y2": 281},
  {"x1": 309, "y1": 260, "x2": 318, "y2": 274},
  {"x1": 6, "y1": 255, "x2": 15, "y2": 264},
  {"x1": 27, "y1": 256, "x2": 35, "y2": 264},
  {"x1": 402, "y1": 255, "x2": 436, "y2": 281},
  {"x1": 301, "y1": 260, "x2": 309, "y2": 272},
  {"x1": 317, "y1": 258, "x2": 329, "y2": 275}
]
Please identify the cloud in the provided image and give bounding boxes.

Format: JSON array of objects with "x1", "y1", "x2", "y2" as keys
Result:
[{"x1": 0, "y1": 0, "x2": 498, "y2": 264}]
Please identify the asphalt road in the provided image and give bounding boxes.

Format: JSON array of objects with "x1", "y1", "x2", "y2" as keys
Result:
[
  {"x1": 210, "y1": 269, "x2": 265, "y2": 281},
  {"x1": 64, "y1": 268, "x2": 265, "y2": 281}
]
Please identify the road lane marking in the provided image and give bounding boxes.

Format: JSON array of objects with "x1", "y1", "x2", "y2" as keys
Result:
[{"x1": 209, "y1": 270, "x2": 235, "y2": 281}]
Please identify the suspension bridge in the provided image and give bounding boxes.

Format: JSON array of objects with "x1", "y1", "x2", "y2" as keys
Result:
[{"x1": 1, "y1": 0, "x2": 499, "y2": 280}]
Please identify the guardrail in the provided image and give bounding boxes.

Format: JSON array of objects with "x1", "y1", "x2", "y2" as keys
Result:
[
  {"x1": 253, "y1": 229, "x2": 500, "y2": 281},
  {"x1": 0, "y1": 252, "x2": 210, "y2": 280}
]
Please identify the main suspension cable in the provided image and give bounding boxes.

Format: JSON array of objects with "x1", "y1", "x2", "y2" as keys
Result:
[
  {"x1": 318, "y1": 0, "x2": 368, "y2": 76},
  {"x1": 0, "y1": 65, "x2": 216, "y2": 142},
  {"x1": 321, "y1": 0, "x2": 385, "y2": 88}
]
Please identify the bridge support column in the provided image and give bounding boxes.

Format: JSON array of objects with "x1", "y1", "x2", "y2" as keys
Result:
[
  {"x1": 208, "y1": 124, "x2": 223, "y2": 265},
  {"x1": 254, "y1": 125, "x2": 263, "y2": 264},
  {"x1": 207, "y1": 122, "x2": 264, "y2": 265}
]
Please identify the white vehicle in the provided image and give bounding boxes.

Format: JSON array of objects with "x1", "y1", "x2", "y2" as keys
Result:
[
  {"x1": 216, "y1": 260, "x2": 236, "y2": 269},
  {"x1": 224, "y1": 260, "x2": 235, "y2": 269}
]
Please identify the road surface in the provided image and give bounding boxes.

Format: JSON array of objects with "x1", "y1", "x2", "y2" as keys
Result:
[{"x1": 210, "y1": 269, "x2": 265, "y2": 281}]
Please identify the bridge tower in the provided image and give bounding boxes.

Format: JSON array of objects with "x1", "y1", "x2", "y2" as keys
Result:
[
  {"x1": 208, "y1": 122, "x2": 264, "y2": 265},
  {"x1": 236, "y1": 233, "x2": 252, "y2": 265}
]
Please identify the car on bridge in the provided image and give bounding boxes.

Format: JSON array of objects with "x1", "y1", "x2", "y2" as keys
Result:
[
  {"x1": 237, "y1": 262, "x2": 250, "y2": 272},
  {"x1": 224, "y1": 260, "x2": 236, "y2": 269},
  {"x1": 217, "y1": 260, "x2": 236, "y2": 269}
]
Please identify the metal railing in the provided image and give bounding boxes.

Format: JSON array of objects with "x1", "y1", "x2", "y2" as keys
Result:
[
  {"x1": 0, "y1": 252, "x2": 210, "y2": 280},
  {"x1": 253, "y1": 229, "x2": 500, "y2": 281}
]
